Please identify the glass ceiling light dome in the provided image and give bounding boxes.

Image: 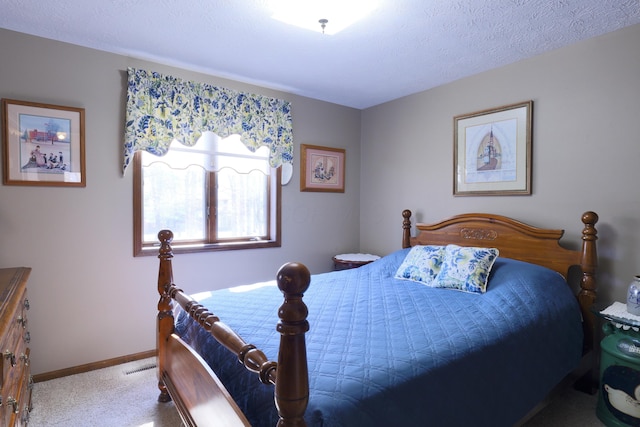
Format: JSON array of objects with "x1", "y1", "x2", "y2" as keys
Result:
[{"x1": 269, "y1": 0, "x2": 380, "y2": 35}]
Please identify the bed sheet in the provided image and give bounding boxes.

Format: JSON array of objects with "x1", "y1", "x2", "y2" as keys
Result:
[{"x1": 175, "y1": 248, "x2": 583, "y2": 427}]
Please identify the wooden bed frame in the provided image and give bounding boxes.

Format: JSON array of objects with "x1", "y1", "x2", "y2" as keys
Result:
[{"x1": 156, "y1": 210, "x2": 599, "y2": 427}]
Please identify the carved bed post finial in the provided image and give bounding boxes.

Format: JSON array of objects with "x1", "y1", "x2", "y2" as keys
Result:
[
  {"x1": 275, "y1": 262, "x2": 311, "y2": 427},
  {"x1": 578, "y1": 212, "x2": 598, "y2": 348},
  {"x1": 157, "y1": 230, "x2": 174, "y2": 403},
  {"x1": 402, "y1": 210, "x2": 412, "y2": 249}
]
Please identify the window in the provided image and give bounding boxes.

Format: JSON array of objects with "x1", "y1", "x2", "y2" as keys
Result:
[{"x1": 133, "y1": 133, "x2": 281, "y2": 256}]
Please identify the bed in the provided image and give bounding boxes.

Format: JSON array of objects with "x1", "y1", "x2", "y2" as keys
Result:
[{"x1": 155, "y1": 210, "x2": 599, "y2": 426}]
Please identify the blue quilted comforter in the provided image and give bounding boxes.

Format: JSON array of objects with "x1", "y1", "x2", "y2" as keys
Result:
[{"x1": 175, "y1": 249, "x2": 583, "y2": 427}]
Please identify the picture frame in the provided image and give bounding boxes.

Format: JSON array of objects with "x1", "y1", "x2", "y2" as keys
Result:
[
  {"x1": 453, "y1": 101, "x2": 532, "y2": 196},
  {"x1": 2, "y1": 99, "x2": 86, "y2": 187},
  {"x1": 300, "y1": 144, "x2": 345, "y2": 193}
]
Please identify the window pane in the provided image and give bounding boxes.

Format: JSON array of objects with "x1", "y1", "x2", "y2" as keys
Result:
[
  {"x1": 134, "y1": 134, "x2": 280, "y2": 256},
  {"x1": 142, "y1": 158, "x2": 207, "y2": 243},
  {"x1": 217, "y1": 168, "x2": 268, "y2": 239}
]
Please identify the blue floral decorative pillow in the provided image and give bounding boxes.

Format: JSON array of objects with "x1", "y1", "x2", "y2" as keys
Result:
[
  {"x1": 394, "y1": 245, "x2": 446, "y2": 286},
  {"x1": 433, "y1": 245, "x2": 499, "y2": 294}
]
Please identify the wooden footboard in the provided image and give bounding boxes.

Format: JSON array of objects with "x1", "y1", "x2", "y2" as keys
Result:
[
  {"x1": 156, "y1": 230, "x2": 311, "y2": 426},
  {"x1": 162, "y1": 333, "x2": 250, "y2": 426}
]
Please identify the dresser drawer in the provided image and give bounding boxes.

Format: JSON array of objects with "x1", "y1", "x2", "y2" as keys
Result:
[
  {"x1": 1, "y1": 354, "x2": 31, "y2": 427},
  {"x1": 0, "y1": 268, "x2": 32, "y2": 427},
  {"x1": 8, "y1": 352, "x2": 32, "y2": 427},
  {"x1": 1, "y1": 289, "x2": 29, "y2": 389}
]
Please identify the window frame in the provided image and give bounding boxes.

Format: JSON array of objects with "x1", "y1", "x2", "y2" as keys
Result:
[{"x1": 133, "y1": 151, "x2": 281, "y2": 257}]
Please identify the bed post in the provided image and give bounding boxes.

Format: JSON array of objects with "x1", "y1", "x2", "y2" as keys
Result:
[
  {"x1": 156, "y1": 230, "x2": 175, "y2": 403},
  {"x1": 402, "y1": 209, "x2": 412, "y2": 249},
  {"x1": 577, "y1": 211, "x2": 599, "y2": 391},
  {"x1": 275, "y1": 262, "x2": 311, "y2": 427}
]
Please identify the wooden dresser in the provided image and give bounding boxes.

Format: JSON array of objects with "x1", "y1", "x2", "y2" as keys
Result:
[{"x1": 0, "y1": 268, "x2": 32, "y2": 426}]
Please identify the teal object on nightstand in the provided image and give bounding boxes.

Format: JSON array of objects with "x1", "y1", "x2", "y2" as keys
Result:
[{"x1": 594, "y1": 302, "x2": 640, "y2": 426}]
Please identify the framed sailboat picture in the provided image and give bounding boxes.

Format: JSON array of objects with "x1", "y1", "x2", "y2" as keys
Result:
[{"x1": 453, "y1": 101, "x2": 532, "y2": 196}]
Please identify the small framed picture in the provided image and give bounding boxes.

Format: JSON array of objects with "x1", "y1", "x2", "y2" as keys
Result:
[
  {"x1": 454, "y1": 101, "x2": 532, "y2": 196},
  {"x1": 2, "y1": 99, "x2": 86, "y2": 187},
  {"x1": 300, "y1": 144, "x2": 345, "y2": 193}
]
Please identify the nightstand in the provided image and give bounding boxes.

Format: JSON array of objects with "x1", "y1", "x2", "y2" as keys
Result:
[
  {"x1": 332, "y1": 253, "x2": 380, "y2": 271},
  {"x1": 593, "y1": 302, "x2": 640, "y2": 426}
]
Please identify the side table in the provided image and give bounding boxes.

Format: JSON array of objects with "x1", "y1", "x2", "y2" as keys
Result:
[
  {"x1": 593, "y1": 302, "x2": 640, "y2": 426},
  {"x1": 332, "y1": 253, "x2": 380, "y2": 271}
]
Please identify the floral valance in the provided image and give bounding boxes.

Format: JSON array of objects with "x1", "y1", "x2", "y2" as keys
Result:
[{"x1": 123, "y1": 67, "x2": 293, "y2": 175}]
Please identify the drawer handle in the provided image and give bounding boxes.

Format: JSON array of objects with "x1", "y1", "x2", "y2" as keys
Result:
[
  {"x1": 4, "y1": 350, "x2": 16, "y2": 367},
  {"x1": 24, "y1": 299, "x2": 30, "y2": 310},
  {"x1": 17, "y1": 315, "x2": 27, "y2": 328},
  {"x1": 24, "y1": 331, "x2": 31, "y2": 344},
  {"x1": 21, "y1": 406, "x2": 31, "y2": 423},
  {"x1": 7, "y1": 397, "x2": 19, "y2": 414}
]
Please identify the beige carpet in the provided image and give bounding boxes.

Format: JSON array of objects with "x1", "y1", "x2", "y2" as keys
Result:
[
  {"x1": 523, "y1": 387, "x2": 605, "y2": 427},
  {"x1": 29, "y1": 357, "x2": 605, "y2": 426},
  {"x1": 30, "y1": 358, "x2": 183, "y2": 427}
]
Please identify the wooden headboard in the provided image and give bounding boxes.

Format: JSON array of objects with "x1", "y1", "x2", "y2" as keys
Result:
[{"x1": 401, "y1": 209, "x2": 599, "y2": 383}]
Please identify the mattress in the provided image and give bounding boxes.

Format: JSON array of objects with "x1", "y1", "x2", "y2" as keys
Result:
[{"x1": 175, "y1": 248, "x2": 583, "y2": 426}]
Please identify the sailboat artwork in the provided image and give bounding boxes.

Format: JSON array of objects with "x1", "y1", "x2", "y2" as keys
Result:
[
  {"x1": 476, "y1": 126, "x2": 501, "y2": 171},
  {"x1": 453, "y1": 101, "x2": 531, "y2": 196}
]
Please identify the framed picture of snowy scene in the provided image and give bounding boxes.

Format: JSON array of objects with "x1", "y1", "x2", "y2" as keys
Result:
[
  {"x1": 300, "y1": 144, "x2": 345, "y2": 193},
  {"x1": 2, "y1": 99, "x2": 85, "y2": 187},
  {"x1": 453, "y1": 101, "x2": 532, "y2": 196}
]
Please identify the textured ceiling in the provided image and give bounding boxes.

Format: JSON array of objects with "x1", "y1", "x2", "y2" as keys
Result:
[{"x1": 1, "y1": 0, "x2": 639, "y2": 109}]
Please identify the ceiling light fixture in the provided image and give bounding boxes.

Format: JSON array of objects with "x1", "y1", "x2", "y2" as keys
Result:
[
  {"x1": 319, "y1": 19, "x2": 328, "y2": 34},
  {"x1": 269, "y1": 0, "x2": 379, "y2": 35}
]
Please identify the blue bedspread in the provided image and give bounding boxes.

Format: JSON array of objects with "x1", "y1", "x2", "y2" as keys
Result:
[{"x1": 175, "y1": 249, "x2": 583, "y2": 426}]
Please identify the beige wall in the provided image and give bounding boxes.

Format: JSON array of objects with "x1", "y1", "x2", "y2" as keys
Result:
[
  {"x1": 360, "y1": 24, "x2": 640, "y2": 306},
  {"x1": 0, "y1": 29, "x2": 362, "y2": 375}
]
